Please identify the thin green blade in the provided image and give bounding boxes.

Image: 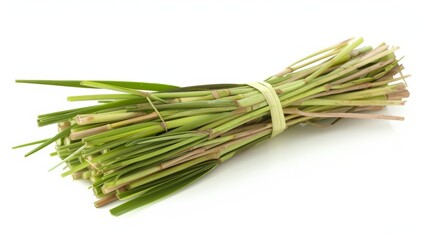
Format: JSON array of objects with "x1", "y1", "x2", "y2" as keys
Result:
[
  {"x1": 25, "y1": 125, "x2": 74, "y2": 157},
  {"x1": 110, "y1": 160, "x2": 218, "y2": 216},
  {"x1": 16, "y1": 80, "x2": 179, "y2": 91}
]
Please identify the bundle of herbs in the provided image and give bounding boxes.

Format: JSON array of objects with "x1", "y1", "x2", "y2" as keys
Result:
[{"x1": 15, "y1": 38, "x2": 409, "y2": 216}]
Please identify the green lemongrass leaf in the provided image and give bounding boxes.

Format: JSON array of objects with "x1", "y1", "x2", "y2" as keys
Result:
[
  {"x1": 68, "y1": 94, "x2": 139, "y2": 102},
  {"x1": 101, "y1": 136, "x2": 205, "y2": 178},
  {"x1": 38, "y1": 108, "x2": 78, "y2": 118},
  {"x1": 88, "y1": 144, "x2": 148, "y2": 165},
  {"x1": 81, "y1": 81, "x2": 167, "y2": 103},
  {"x1": 12, "y1": 138, "x2": 50, "y2": 149},
  {"x1": 103, "y1": 137, "x2": 207, "y2": 181},
  {"x1": 168, "y1": 113, "x2": 231, "y2": 133},
  {"x1": 287, "y1": 38, "x2": 353, "y2": 68},
  {"x1": 16, "y1": 80, "x2": 178, "y2": 91},
  {"x1": 80, "y1": 81, "x2": 148, "y2": 97},
  {"x1": 126, "y1": 155, "x2": 218, "y2": 190},
  {"x1": 152, "y1": 100, "x2": 237, "y2": 110},
  {"x1": 219, "y1": 131, "x2": 271, "y2": 164},
  {"x1": 25, "y1": 125, "x2": 74, "y2": 157},
  {"x1": 110, "y1": 139, "x2": 185, "y2": 164},
  {"x1": 81, "y1": 138, "x2": 132, "y2": 156},
  {"x1": 164, "y1": 83, "x2": 244, "y2": 92},
  {"x1": 117, "y1": 161, "x2": 212, "y2": 200},
  {"x1": 110, "y1": 160, "x2": 218, "y2": 216}
]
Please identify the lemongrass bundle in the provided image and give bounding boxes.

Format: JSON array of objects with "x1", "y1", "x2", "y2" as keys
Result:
[{"x1": 15, "y1": 38, "x2": 409, "y2": 216}]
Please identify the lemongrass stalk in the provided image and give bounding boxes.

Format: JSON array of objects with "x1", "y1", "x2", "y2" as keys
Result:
[
  {"x1": 82, "y1": 121, "x2": 160, "y2": 143},
  {"x1": 37, "y1": 98, "x2": 146, "y2": 126},
  {"x1": 71, "y1": 112, "x2": 159, "y2": 140},
  {"x1": 281, "y1": 72, "x2": 401, "y2": 105},
  {"x1": 303, "y1": 38, "x2": 364, "y2": 83},
  {"x1": 75, "y1": 112, "x2": 145, "y2": 125},
  {"x1": 299, "y1": 98, "x2": 404, "y2": 106},
  {"x1": 163, "y1": 107, "x2": 237, "y2": 120},
  {"x1": 323, "y1": 83, "x2": 405, "y2": 100},
  {"x1": 209, "y1": 107, "x2": 269, "y2": 137},
  {"x1": 283, "y1": 108, "x2": 403, "y2": 121},
  {"x1": 83, "y1": 114, "x2": 214, "y2": 145},
  {"x1": 272, "y1": 38, "x2": 354, "y2": 79},
  {"x1": 61, "y1": 161, "x2": 90, "y2": 177},
  {"x1": 278, "y1": 48, "x2": 397, "y2": 104},
  {"x1": 94, "y1": 193, "x2": 118, "y2": 208},
  {"x1": 68, "y1": 94, "x2": 138, "y2": 101}
]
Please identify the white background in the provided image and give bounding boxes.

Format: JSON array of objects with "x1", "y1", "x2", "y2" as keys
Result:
[{"x1": 1, "y1": 0, "x2": 428, "y2": 239}]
